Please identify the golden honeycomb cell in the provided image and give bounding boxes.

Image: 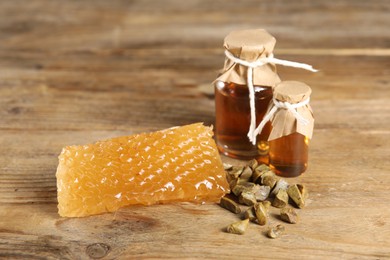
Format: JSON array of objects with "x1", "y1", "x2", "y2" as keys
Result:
[{"x1": 56, "y1": 123, "x2": 229, "y2": 217}]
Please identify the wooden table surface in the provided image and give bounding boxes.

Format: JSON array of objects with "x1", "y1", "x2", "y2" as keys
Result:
[{"x1": 1, "y1": 1, "x2": 389, "y2": 259}]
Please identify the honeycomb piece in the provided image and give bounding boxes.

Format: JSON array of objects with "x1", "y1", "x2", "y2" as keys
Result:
[{"x1": 56, "y1": 123, "x2": 229, "y2": 217}]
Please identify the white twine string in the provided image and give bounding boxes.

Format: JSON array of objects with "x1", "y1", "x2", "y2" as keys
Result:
[
  {"x1": 224, "y1": 50, "x2": 317, "y2": 145},
  {"x1": 252, "y1": 97, "x2": 310, "y2": 139}
]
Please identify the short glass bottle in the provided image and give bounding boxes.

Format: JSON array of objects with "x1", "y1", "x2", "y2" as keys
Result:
[{"x1": 266, "y1": 81, "x2": 314, "y2": 177}]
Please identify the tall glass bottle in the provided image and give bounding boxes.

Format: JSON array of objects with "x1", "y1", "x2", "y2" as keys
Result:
[{"x1": 214, "y1": 29, "x2": 280, "y2": 161}]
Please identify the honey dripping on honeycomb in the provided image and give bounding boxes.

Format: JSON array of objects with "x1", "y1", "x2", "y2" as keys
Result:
[{"x1": 56, "y1": 123, "x2": 229, "y2": 217}]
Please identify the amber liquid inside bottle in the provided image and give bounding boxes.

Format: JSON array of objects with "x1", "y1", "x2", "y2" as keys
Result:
[
  {"x1": 269, "y1": 133, "x2": 309, "y2": 177},
  {"x1": 214, "y1": 81, "x2": 272, "y2": 161}
]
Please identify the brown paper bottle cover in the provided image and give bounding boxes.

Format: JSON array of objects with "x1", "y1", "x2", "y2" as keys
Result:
[
  {"x1": 268, "y1": 81, "x2": 314, "y2": 141},
  {"x1": 216, "y1": 29, "x2": 281, "y2": 87}
]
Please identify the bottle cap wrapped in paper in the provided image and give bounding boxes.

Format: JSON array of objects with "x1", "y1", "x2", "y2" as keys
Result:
[
  {"x1": 216, "y1": 29, "x2": 281, "y2": 87},
  {"x1": 262, "y1": 81, "x2": 315, "y2": 141}
]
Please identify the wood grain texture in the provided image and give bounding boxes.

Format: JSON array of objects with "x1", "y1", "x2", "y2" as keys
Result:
[{"x1": 0, "y1": 0, "x2": 389, "y2": 259}]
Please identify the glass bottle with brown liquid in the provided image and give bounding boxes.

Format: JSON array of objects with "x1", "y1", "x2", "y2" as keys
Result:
[
  {"x1": 213, "y1": 29, "x2": 280, "y2": 161},
  {"x1": 215, "y1": 81, "x2": 272, "y2": 161},
  {"x1": 266, "y1": 81, "x2": 314, "y2": 177},
  {"x1": 269, "y1": 133, "x2": 309, "y2": 177}
]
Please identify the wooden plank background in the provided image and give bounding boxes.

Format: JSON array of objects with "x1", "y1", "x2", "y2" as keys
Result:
[{"x1": 0, "y1": 0, "x2": 389, "y2": 259}]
